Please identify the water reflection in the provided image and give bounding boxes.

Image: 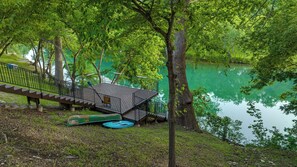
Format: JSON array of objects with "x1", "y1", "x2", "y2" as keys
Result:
[
  {"x1": 158, "y1": 63, "x2": 295, "y2": 141},
  {"x1": 158, "y1": 63, "x2": 292, "y2": 107}
]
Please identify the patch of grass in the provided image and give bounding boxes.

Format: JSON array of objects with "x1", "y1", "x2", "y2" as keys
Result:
[
  {"x1": 0, "y1": 54, "x2": 34, "y2": 70},
  {"x1": 0, "y1": 92, "x2": 59, "y2": 107},
  {"x1": 40, "y1": 99, "x2": 60, "y2": 107},
  {"x1": 0, "y1": 92, "x2": 28, "y2": 105},
  {"x1": 0, "y1": 108, "x2": 296, "y2": 167}
]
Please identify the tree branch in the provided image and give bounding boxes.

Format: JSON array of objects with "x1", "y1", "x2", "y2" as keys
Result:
[
  {"x1": 149, "y1": 0, "x2": 155, "y2": 13},
  {"x1": 0, "y1": 38, "x2": 13, "y2": 57},
  {"x1": 126, "y1": 0, "x2": 167, "y2": 38},
  {"x1": 167, "y1": 0, "x2": 176, "y2": 39},
  {"x1": 240, "y1": 0, "x2": 270, "y2": 27}
]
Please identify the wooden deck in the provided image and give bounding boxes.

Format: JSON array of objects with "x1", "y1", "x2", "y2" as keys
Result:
[
  {"x1": 0, "y1": 83, "x2": 166, "y2": 123},
  {"x1": 92, "y1": 83, "x2": 157, "y2": 113},
  {"x1": 90, "y1": 83, "x2": 165, "y2": 122}
]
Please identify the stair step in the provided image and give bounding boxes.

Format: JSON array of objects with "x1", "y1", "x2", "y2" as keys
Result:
[
  {"x1": 68, "y1": 98, "x2": 74, "y2": 102},
  {"x1": 0, "y1": 82, "x2": 115, "y2": 112},
  {"x1": 29, "y1": 90, "x2": 36, "y2": 94},
  {"x1": 21, "y1": 88, "x2": 29, "y2": 93},
  {"x1": 13, "y1": 87, "x2": 21, "y2": 91},
  {"x1": 5, "y1": 85, "x2": 13, "y2": 89}
]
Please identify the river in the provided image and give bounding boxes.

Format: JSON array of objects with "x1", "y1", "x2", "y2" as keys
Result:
[{"x1": 157, "y1": 62, "x2": 295, "y2": 141}]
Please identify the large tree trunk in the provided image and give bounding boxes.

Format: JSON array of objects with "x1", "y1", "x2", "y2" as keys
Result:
[
  {"x1": 46, "y1": 49, "x2": 54, "y2": 78},
  {"x1": 173, "y1": 29, "x2": 201, "y2": 132},
  {"x1": 173, "y1": 0, "x2": 202, "y2": 132},
  {"x1": 54, "y1": 36, "x2": 65, "y2": 108},
  {"x1": 40, "y1": 42, "x2": 46, "y2": 79},
  {"x1": 54, "y1": 36, "x2": 63, "y2": 82},
  {"x1": 37, "y1": 40, "x2": 43, "y2": 74}
]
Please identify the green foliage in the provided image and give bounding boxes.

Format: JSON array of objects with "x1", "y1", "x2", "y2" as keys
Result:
[
  {"x1": 107, "y1": 28, "x2": 164, "y2": 88},
  {"x1": 242, "y1": 0, "x2": 297, "y2": 150},
  {"x1": 247, "y1": 102, "x2": 268, "y2": 146},
  {"x1": 243, "y1": 0, "x2": 297, "y2": 116},
  {"x1": 192, "y1": 88, "x2": 220, "y2": 116},
  {"x1": 53, "y1": 0, "x2": 166, "y2": 86},
  {"x1": 186, "y1": 1, "x2": 266, "y2": 64},
  {"x1": 192, "y1": 88, "x2": 245, "y2": 143},
  {"x1": 199, "y1": 113, "x2": 245, "y2": 144},
  {"x1": 284, "y1": 120, "x2": 297, "y2": 150},
  {"x1": 247, "y1": 102, "x2": 297, "y2": 151}
]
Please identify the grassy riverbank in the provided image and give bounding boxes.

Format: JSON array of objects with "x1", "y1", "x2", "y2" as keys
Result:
[{"x1": 0, "y1": 101, "x2": 296, "y2": 166}]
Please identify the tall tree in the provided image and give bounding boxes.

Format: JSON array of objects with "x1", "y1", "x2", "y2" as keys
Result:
[
  {"x1": 117, "y1": 1, "x2": 181, "y2": 165},
  {"x1": 54, "y1": 36, "x2": 63, "y2": 82},
  {"x1": 173, "y1": 0, "x2": 200, "y2": 131}
]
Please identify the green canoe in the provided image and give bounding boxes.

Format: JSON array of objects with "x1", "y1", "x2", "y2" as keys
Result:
[{"x1": 67, "y1": 114, "x2": 122, "y2": 126}]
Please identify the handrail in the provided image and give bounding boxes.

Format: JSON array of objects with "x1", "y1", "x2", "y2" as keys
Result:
[
  {"x1": 132, "y1": 89, "x2": 148, "y2": 106},
  {"x1": 0, "y1": 62, "x2": 123, "y2": 113},
  {"x1": 131, "y1": 92, "x2": 167, "y2": 122},
  {"x1": 0, "y1": 62, "x2": 83, "y2": 99}
]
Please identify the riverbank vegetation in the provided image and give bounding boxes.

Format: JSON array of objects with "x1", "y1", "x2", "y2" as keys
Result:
[{"x1": 0, "y1": 103, "x2": 296, "y2": 166}]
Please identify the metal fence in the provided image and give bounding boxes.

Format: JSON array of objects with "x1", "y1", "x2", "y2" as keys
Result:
[
  {"x1": 132, "y1": 88, "x2": 168, "y2": 121},
  {"x1": 0, "y1": 63, "x2": 113, "y2": 105},
  {"x1": 132, "y1": 90, "x2": 146, "y2": 106}
]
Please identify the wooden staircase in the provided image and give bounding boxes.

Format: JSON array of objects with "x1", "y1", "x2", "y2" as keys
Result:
[{"x1": 0, "y1": 84, "x2": 94, "y2": 107}]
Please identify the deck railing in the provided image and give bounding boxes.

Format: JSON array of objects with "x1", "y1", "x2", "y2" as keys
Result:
[
  {"x1": 132, "y1": 89, "x2": 147, "y2": 106},
  {"x1": 132, "y1": 89, "x2": 167, "y2": 121},
  {"x1": 0, "y1": 63, "x2": 121, "y2": 107}
]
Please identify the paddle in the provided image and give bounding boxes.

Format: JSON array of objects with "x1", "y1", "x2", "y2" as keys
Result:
[{"x1": 87, "y1": 81, "x2": 103, "y2": 102}]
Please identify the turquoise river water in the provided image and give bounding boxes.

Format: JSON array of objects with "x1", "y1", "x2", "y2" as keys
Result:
[{"x1": 157, "y1": 62, "x2": 295, "y2": 141}]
